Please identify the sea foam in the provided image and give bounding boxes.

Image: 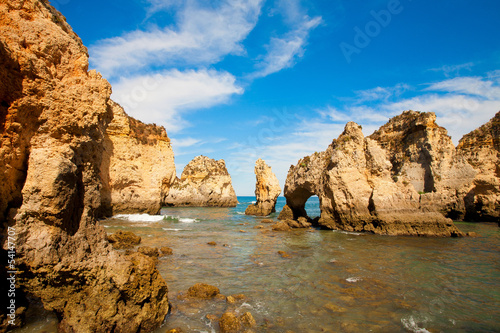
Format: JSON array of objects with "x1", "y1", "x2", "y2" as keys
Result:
[{"x1": 113, "y1": 214, "x2": 166, "y2": 222}]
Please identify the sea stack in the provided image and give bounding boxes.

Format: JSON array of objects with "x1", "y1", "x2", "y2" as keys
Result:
[
  {"x1": 279, "y1": 111, "x2": 481, "y2": 236},
  {"x1": 0, "y1": 1, "x2": 168, "y2": 331},
  {"x1": 164, "y1": 155, "x2": 238, "y2": 207},
  {"x1": 245, "y1": 159, "x2": 281, "y2": 216}
]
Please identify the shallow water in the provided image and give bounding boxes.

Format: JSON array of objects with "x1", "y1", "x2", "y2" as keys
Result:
[{"x1": 14, "y1": 197, "x2": 500, "y2": 332}]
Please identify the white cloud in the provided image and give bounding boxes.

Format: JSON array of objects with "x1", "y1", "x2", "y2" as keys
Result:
[
  {"x1": 425, "y1": 76, "x2": 500, "y2": 99},
  {"x1": 90, "y1": 0, "x2": 264, "y2": 78},
  {"x1": 354, "y1": 83, "x2": 410, "y2": 102},
  {"x1": 170, "y1": 137, "x2": 201, "y2": 148},
  {"x1": 428, "y1": 62, "x2": 474, "y2": 78},
  {"x1": 111, "y1": 69, "x2": 243, "y2": 133},
  {"x1": 251, "y1": 15, "x2": 322, "y2": 78},
  {"x1": 250, "y1": 0, "x2": 322, "y2": 79}
]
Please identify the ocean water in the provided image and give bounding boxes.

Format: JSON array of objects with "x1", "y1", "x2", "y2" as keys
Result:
[{"x1": 14, "y1": 197, "x2": 500, "y2": 332}]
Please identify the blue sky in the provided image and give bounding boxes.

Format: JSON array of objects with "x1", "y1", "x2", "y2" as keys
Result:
[{"x1": 55, "y1": 0, "x2": 500, "y2": 195}]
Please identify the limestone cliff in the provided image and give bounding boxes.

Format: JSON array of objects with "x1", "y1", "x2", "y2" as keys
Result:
[
  {"x1": 100, "y1": 101, "x2": 176, "y2": 216},
  {"x1": 368, "y1": 111, "x2": 477, "y2": 220},
  {"x1": 457, "y1": 111, "x2": 500, "y2": 221},
  {"x1": 0, "y1": 1, "x2": 168, "y2": 331},
  {"x1": 282, "y1": 112, "x2": 474, "y2": 237},
  {"x1": 164, "y1": 155, "x2": 238, "y2": 207},
  {"x1": 245, "y1": 159, "x2": 281, "y2": 216}
]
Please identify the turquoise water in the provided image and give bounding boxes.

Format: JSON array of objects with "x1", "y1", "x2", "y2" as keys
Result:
[{"x1": 14, "y1": 197, "x2": 500, "y2": 332}]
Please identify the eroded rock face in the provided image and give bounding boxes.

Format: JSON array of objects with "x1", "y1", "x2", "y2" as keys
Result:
[
  {"x1": 369, "y1": 110, "x2": 476, "y2": 220},
  {"x1": 245, "y1": 159, "x2": 281, "y2": 216},
  {"x1": 164, "y1": 155, "x2": 238, "y2": 207},
  {"x1": 0, "y1": 0, "x2": 168, "y2": 331},
  {"x1": 457, "y1": 111, "x2": 500, "y2": 222},
  {"x1": 100, "y1": 101, "x2": 176, "y2": 216},
  {"x1": 282, "y1": 113, "x2": 472, "y2": 237}
]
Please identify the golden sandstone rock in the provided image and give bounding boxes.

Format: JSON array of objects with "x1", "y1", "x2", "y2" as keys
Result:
[
  {"x1": 0, "y1": 0, "x2": 168, "y2": 331},
  {"x1": 280, "y1": 111, "x2": 499, "y2": 236},
  {"x1": 164, "y1": 155, "x2": 238, "y2": 207},
  {"x1": 245, "y1": 158, "x2": 281, "y2": 216}
]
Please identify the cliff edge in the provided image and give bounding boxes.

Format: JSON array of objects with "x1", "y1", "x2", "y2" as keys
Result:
[
  {"x1": 100, "y1": 101, "x2": 176, "y2": 216},
  {"x1": 0, "y1": 1, "x2": 168, "y2": 331},
  {"x1": 457, "y1": 111, "x2": 500, "y2": 221}
]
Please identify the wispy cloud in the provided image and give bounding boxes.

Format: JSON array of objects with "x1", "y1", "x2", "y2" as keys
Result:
[
  {"x1": 250, "y1": 0, "x2": 322, "y2": 78},
  {"x1": 90, "y1": 0, "x2": 264, "y2": 79},
  {"x1": 428, "y1": 62, "x2": 475, "y2": 78},
  {"x1": 353, "y1": 83, "x2": 410, "y2": 103},
  {"x1": 111, "y1": 69, "x2": 243, "y2": 133}
]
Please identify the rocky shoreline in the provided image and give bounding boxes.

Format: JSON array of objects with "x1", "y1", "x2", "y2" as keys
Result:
[{"x1": 0, "y1": 0, "x2": 498, "y2": 332}]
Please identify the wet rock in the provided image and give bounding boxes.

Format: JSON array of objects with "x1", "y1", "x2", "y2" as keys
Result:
[
  {"x1": 167, "y1": 329, "x2": 183, "y2": 333},
  {"x1": 160, "y1": 246, "x2": 173, "y2": 255},
  {"x1": 187, "y1": 283, "x2": 220, "y2": 299},
  {"x1": 278, "y1": 204, "x2": 294, "y2": 220},
  {"x1": 219, "y1": 312, "x2": 256, "y2": 333},
  {"x1": 207, "y1": 241, "x2": 217, "y2": 246},
  {"x1": 239, "y1": 312, "x2": 257, "y2": 328},
  {"x1": 261, "y1": 219, "x2": 274, "y2": 223},
  {"x1": 253, "y1": 225, "x2": 265, "y2": 229},
  {"x1": 271, "y1": 221, "x2": 291, "y2": 231},
  {"x1": 245, "y1": 159, "x2": 281, "y2": 216},
  {"x1": 106, "y1": 230, "x2": 141, "y2": 249},
  {"x1": 219, "y1": 312, "x2": 241, "y2": 333},
  {"x1": 138, "y1": 246, "x2": 160, "y2": 257},
  {"x1": 226, "y1": 294, "x2": 246, "y2": 304}
]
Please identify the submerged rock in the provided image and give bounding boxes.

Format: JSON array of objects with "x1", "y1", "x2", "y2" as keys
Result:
[
  {"x1": 0, "y1": 1, "x2": 168, "y2": 331},
  {"x1": 245, "y1": 159, "x2": 281, "y2": 216},
  {"x1": 164, "y1": 156, "x2": 238, "y2": 207},
  {"x1": 272, "y1": 221, "x2": 292, "y2": 232},
  {"x1": 160, "y1": 246, "x2": 174, "y2": 255},
  {"x1": 187, "y1": 283, "x2": 220, "y2": 299},
  {"x1": 106, "y1": 230, "x2": 141, "y2": 249},
  {"x1": 138, "y1": 246, "x2": 160, "y2": 258},
  {"x1": 219, "y1": 312, "x2": 256, "y2": 333}
]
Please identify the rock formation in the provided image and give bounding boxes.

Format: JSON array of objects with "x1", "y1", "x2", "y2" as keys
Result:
[
  {"x1": 100, "y1": 101, "x2": 176, "y2": 216},
  {"x1": 0, "y1": 1, "x2": 168, "y2": 331},
  {"x1": 457, "y1": 111, "x2": 500, "y2": 221},
  {"x1": 164, "y1": 155, "x2": 238, "y2": 207},
  {"x1": 280, "y1": 111, "x2": 484, "y2": 236},
  {"x1": 369, "y1": 111, "x2": 477, "y2": 220},
  {"x1": 245, "y1": 159, "x2": 281, "y2": 216}
]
